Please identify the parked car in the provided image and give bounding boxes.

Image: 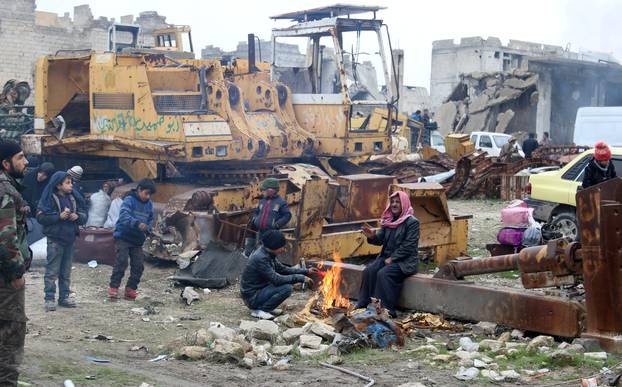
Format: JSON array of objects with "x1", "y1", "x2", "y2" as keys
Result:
[
  {"x1": 524, "y1": 147, "x2": 622, "y2": 240},
  {"x1": 470, "y1": 131, "x2": 525, "y2": 157}
]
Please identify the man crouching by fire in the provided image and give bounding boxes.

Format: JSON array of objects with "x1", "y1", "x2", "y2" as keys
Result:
[
  {"x1": 240, "y1": 230, "x2": 318, "y2": 320},
  {"x1": 356, "y1": 191, "x2": 420, "y2": 318}
]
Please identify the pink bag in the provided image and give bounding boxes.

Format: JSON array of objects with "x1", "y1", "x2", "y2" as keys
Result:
[
  {"x1": 497, "y1": 227, "x2": 526, "y2": 247},
  {"x1": 501, "y1": 207, "x2": 533, "y2": 226}
]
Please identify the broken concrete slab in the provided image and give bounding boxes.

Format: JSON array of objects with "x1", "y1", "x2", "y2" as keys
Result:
[
  {"x1": 252, "y1": 320, "x2": 280, "y2": 341},
  {"x1": 436, "y1": 102, "x2": 458, "y2": 135},
  {"x1": 208, "y1": 323, "x2": 236, "y2": 342},
  {"x1": 299, "y1": 344, "x2": 329, "y2": 357},
  {"x1": 210, "y1": 339, "x2": 245, "y2": 362},
  {"x1": 479, "y1": 339, "x2": 503, "y2": 352},
  {"x1": 469, "y1": 94, "x2": 490, "y2": 114},
  {"x1": 271, "y1": 345, "x2": 294, "y2": 356},
  {"x1": 178, "y1": 345, "x2": 208, "y2": 360},
  {"x1": 195, "y1": 328, "x2": 214, "y2": 346},
  {"x1": 465, "y1": 110, "x2": 489, "y2": 133},
  {"x1": 282, "y1": 327, "x2": 305, "y2": 344},
  {"x1": 299, "y1": 334, "x2": 323, "y2": 349},
  {"x1": 527, "y1": 335, "x2": 554, "y2": 352},
  {"x1": 310, "y1": 321, "x2": 336, "y2": 341},
  {"x1": 454, "y1": 366, "x2": 479, "y2": 381},
  {"x1": 495, "y1": 109, "x2": 515, "y2": 133}
]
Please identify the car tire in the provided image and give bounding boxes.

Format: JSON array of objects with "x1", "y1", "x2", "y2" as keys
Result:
[{"x1": 551, "y1": 212, "x2": 578, "y2": 241}]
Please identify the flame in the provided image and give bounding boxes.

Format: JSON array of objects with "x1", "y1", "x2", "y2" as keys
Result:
[{"x1": 318, "y1": 252, "x2": 352, "y2": 313}]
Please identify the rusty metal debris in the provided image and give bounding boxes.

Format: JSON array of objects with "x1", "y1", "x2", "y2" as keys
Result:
[
  {"x1": 366, "y1": 154, "x2": 456, "y2": 184},
  {"x1": 322, "y1": 178, "x2": 622, "y2": 350}
]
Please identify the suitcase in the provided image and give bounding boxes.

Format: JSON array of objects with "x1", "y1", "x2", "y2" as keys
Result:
[{"x1": 74, "y1": 227, "x2": 116, "y2": 266}]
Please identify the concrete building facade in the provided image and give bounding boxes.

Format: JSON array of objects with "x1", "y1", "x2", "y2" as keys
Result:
[
  {"x1": 430, "y1": 37, "x2": 578, "y2": 110},
  {"x1": 0, "y1": 0, "x2": 171, "y2": 94}
]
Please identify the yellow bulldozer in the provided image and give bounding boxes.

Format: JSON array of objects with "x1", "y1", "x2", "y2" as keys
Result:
[{"x1": 22, "y1": 5, "x2": 400, "y2": 182}]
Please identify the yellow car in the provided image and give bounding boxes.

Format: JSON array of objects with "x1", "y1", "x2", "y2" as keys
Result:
[{"x1": 525, "y1": 147, "x2": 622, "y2": 239}]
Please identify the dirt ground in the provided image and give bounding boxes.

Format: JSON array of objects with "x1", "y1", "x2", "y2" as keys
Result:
[{"x1": 18, "y1": 199, "x2": 613, "y2": 386}]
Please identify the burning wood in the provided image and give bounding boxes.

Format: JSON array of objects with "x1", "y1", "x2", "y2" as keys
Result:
[
  {"x1": 293, "y1": 253, "x2": 405, "y2": 350},
  {"x1": 317, "y1": 253, "x2": 352, "y2": 314}
]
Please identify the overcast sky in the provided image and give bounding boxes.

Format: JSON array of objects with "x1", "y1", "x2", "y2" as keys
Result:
[{"x1": 37, "y1": 0, "x2": 622, "y2": 90}]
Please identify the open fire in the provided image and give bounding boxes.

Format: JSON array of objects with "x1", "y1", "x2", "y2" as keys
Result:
[{"x1": 317, "y1": 252, "x2": 352, "y2": 314}]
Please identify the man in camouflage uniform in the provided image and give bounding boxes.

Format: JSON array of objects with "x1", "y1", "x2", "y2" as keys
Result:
[{"x1": 0, "y1": 139, "x2": 31, "y2": 386}]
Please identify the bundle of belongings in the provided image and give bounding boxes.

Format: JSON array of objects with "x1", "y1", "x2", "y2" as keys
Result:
[{"x1": 497, "y1": 200, "x2": 541, "y2": 251}]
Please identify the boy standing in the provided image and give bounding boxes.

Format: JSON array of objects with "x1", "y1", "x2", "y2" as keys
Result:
[
  {"x1": 244, "y1": 178, "x2": 291, "y2": 256},
  {"x1": 37, "y1": 171, "x2": 87, "y2": 311},
  {"x1": 108, "y1": 179, "x2": 155, "y2": 300}
]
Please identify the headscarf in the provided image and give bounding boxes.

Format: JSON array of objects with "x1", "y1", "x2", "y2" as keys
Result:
[
  {"x1": 380, "y1": 191, "x2": 414, "y2": 229},
  {"x1": 37, "y1": 171, "x2": 85, "y2": 214}
]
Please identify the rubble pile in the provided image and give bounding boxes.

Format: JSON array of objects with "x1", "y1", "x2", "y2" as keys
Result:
[
  {"x1": 407, "y1": 320, "x2": 610, "y2": 384},
  {"x1": 365, "y1": 154, "x2": 456, "y2": 184},
  {"x1": 437, "y1": 70, "x2": 538, "y2": 135}
]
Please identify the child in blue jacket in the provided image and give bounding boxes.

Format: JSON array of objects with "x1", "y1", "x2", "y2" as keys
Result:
[{"x1": 108, "y1": 179, "x2": 155, "y2": 300}]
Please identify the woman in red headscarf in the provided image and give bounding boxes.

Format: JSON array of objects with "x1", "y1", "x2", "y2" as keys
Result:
[{"x1": 356, "y1": 191, "x2": 420, "y2": 317}]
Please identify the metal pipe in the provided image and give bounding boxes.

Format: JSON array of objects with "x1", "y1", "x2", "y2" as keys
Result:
[
  {"x1": 435, "y1": 254, "x2": 519, "y2": 280},
  {"x1": 247, "y1": 33, "x2": 257, "y2": 73}
]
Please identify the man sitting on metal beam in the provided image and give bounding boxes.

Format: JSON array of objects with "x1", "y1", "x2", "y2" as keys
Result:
[{"x1": 357, "y1": 191, "x2": 420, "y2": 318}]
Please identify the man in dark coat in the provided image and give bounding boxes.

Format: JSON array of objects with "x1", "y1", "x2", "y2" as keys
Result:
[
  {"x1": 582, "y1": 141, "x2": 617, "y2": 189},
  {"x1": 356, "y1": 191, "x2": 420, "y2": 317},
  {"x1": 240, "y1": 230, "x2": 316, "y2": 319},
  {"x1": 522, "y1": 132, "x2": 539, "y2": 159},
  {"x1": 21, "y1": 162, "x2": 54, "y2": 244}
]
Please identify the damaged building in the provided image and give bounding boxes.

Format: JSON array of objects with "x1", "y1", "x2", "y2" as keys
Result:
[
  {"x1": 0, "y1": 0, "x2": 173, "y2": 90},
  {"x1": 431, "y1": 37, "x2": 622, "y2": 143}
]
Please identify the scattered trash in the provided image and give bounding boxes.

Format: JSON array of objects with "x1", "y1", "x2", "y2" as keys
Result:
[
  {"x1": 180, "y1": 315, "x2": 202, "y2": 321},
  {"x1": 85, "y1": 356, "x2": 111, "y2": 363},
  {"x1": 142, "y1": 317, "x2": 150, "y2": 322},
  {"x1": 203, "y1": 288, "x2": 212, "y2": 294},
  {"x1": 148, "y1": 354, "x2": 168, "y2": 362},
  {"x1": 91, "y1": 334, "x2": 113, "y2": 341},
  {"x1": 130, "y1": 345, "x2": 148, "y2": 352},
  {"x1": 272, "y1": 357, "x2": 291, "y2": 371},
  {"x1": 399, "y1": 312, "x2": 463, "y2": 332},
  {"x1": 582, "y1": 378, "x2": 599, "y2": 387},
  {"x1": 85, "y1": 376, "x2": 96, "y2": 380},
  {"x1": 87, "y1": 260, "x2": 98, "y2": 268},
  {"x1": 63, "y1": 380, "x2": 75, "y2": 387},
  {"x1": 181, "y1": 286, "x2": 200, "y2": 305}
]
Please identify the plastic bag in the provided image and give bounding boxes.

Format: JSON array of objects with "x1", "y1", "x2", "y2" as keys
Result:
[
  {"x1": 522, "y1": 226, "x2": 542, "y2": 247},
  {"x1": 103, "y1": 197, "x2": 122, "y2": 229},
  {"x1": 86, "y1": 190, "x2": 112, "y2": 227},
  {"x1": 497, "y1": 227, "x2": 526, "y2": 247}
]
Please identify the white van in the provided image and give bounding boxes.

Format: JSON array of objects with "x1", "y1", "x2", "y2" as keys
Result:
[
  {"x1": 470, "y1": 131, "x2": 525, "y2": 157},
  {"x1": 573, "y1": 107, "x2": 622, "y2": 147}
]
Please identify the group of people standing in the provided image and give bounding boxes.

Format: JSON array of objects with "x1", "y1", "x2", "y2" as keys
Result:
[{"x1": 0, "y1": 139, "x2": 156, "y2": 385}]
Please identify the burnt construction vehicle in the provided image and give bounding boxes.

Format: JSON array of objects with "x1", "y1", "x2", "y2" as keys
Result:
[{"x1": 22, "y1": 5, "x2": 399, "y2": 183}]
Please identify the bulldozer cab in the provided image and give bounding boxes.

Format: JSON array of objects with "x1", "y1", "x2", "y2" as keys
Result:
[
  {"x1": 270, "y1": 4, "x2": 394, "y2": 157},
  {"x1": 153, "y1": 26, "x2": 194, "y2": 54},
  {"x1": 108, "y1": 24, "x2": 140, "y2": 53}
]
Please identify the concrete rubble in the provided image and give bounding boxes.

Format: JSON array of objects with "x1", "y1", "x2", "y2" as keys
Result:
[{"x1": 437, "y1": 70, "x2": 538, "y2": 136}]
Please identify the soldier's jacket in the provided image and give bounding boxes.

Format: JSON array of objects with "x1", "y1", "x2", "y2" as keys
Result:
[{"x1": 0, "y1": 171, "x2": 31, "y2": 284}]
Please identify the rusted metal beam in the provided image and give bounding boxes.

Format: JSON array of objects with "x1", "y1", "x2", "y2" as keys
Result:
[
  {"x1": 434, "y1": 254, "x2": 519, "y2": 280},
  {"x1": 315, "y1": 261, "x2": 585, "y2": 338}
]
